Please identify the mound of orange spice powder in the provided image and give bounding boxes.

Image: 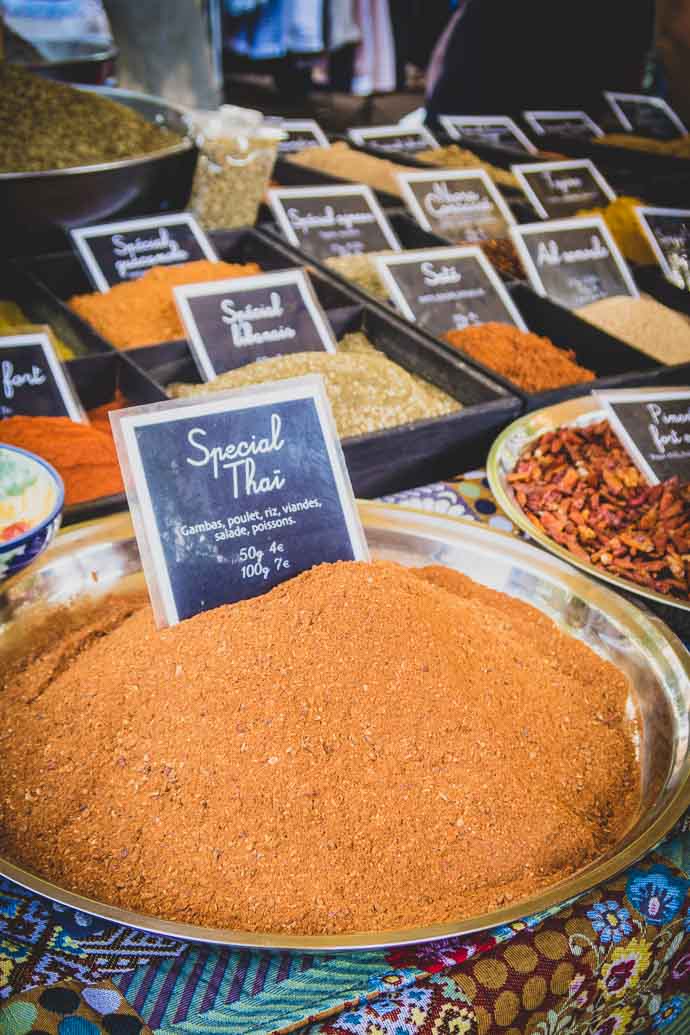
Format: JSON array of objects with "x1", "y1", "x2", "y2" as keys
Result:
[
  {"x1": 69, "y1": 260, "x2": 261, "y2": 349},
  {"x1": 445, "y1": 322, "x2": 595, "y2": 392},
  {"x1": 0, "y1": 395, "x2": 126, "y2": 506},
  {"x1": 0, "y1": 560, "x2": 639, "y2": 935}
]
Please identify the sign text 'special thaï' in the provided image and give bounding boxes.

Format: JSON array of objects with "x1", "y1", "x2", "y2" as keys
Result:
[{"x1": 110, "y1": 376, "x2": 368, "y2": 627}]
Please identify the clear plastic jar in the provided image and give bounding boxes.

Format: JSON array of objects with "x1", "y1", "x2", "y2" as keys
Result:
[{"x1": 186, "y1": 106, "x2": 282, "y2": 231}]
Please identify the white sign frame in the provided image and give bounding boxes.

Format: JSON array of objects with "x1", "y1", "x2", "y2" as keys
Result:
[
  {"x1": 70, "y1": 213, "x2": 218, "y2": 293},
  {"x1": 347, "y1": 124, "x2": 439, "y2": 151},
  {"x1": 396, "y1": 167, "x2": 516, "y2": 238},
  {"x1": 110, "y1": 375, "x2": 369, "y2": 628},
  {"x1": 439, "y1": 115, "x2": 537, "y2": 155},
  {"x1": 604, "y1": 91, "x2": 688, "y2": 136},
  {"x1": 509, "y1": 215, "x2": 639, "y2": 302},
  {"x1": 595, "y1": 387, "x2": 690, "y2": 485},
  {"x1": 267, "y1": 184, "x2": 401, "y2": 252},
  {"x1": 279, "y1": 119, "x2": 330, "y2": 150},
  {"x1": 523, "y1": 110, "x2": 604, "y2": 138},
  {"x1": 173, "y1": 268, "x2": 337, "y2": 382},
  {"x1": 0, "y1": 332, "x2": 86, "y2": 422},
  {"x1": 374, "y1": 245, "x2": 528, "y2": 331},
  {"x1": 511, "y1": 159, "x2": 616, "y2": 220},
  {"x1": 635, "y1": 205, "x2": 690, "y2": 282}
]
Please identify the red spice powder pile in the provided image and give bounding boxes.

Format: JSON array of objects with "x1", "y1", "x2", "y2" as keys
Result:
[
  {"x1": 445, "y1": 323, "x2": 595, "y2": 393},
  {"x1": 0, "y1": 561, "x2": 639, "y2": 935}
]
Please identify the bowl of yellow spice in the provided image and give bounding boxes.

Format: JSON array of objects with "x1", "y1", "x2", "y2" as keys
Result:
[{"x1": 0, "y1": 65, "x2": 197, "y2": 255}]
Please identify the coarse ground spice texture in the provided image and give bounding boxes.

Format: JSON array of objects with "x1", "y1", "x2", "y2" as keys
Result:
[
  {"x1": 445, "y1": 323, "x2": 595, "y2": 392},
  {"x1": 0, "y1": 561, "x2": 639, "y2": 935},
  {"x1": 69, "y1": 260, "x2": 261, "y2": 349}
]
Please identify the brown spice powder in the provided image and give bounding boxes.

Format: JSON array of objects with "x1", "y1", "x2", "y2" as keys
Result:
[
  {"x1": 445, "y1": 323, "x2": 596, "y2": 392},
  {"x1": 0, "y1": 561, "x2": 639, "y2": 935}
]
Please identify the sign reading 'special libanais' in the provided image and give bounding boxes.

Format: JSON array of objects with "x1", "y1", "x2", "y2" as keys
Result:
[{"x1": 110, "y1": 377, "x2": 368, "y2": 627}]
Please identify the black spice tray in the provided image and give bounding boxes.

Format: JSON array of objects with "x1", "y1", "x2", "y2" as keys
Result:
[
  {"x1": 128, "y1": 296, "x2": 520, "y2": 498},
  {"x1": 272, "y1": 155, "x2": 401, "y2": 209},
  {"x1": 634, "y1": 264, "x2": 690, "y2": 319},
  {"x1": 15, "y1": 226, "x2": 520, "y2": 497},
  {"x1": 261, "y1": 224, "x2": 665, "y2": 413},
  {"x1": 12, "y1": 227, "x2": 363, "y2": 352},
  {"x1": 341, "y1": 136, "x2": 538, "y2": 225}
]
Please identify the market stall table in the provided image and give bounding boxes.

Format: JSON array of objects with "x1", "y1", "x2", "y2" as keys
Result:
[{"x1": 0, "y1": 473, "x2": 688, "y2": 1035}]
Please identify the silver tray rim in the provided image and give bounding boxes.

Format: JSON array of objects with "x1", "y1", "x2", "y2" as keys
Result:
[
  {"x1": 487, "y1": 394, "x2": 690, "y2": 613},
  {"x1": 0, "y1": 85, "x2": 194, "y2": 182},
  {"x1": 1, "y1": 501, "x2": 689, "y2": 952}
]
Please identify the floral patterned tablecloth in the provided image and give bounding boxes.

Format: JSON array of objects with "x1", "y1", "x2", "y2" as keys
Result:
[{"x1": 0, "y1": 473, "x2": 688, "y2": 1035}]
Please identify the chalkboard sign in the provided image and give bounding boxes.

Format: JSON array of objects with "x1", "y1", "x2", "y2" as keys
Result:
[
  {"x1": 439, "y1": 115, "x2": 536, "y2": 155},
  {"x1": 71, "y1": 213, "x2": 218, "y2": 292},
  {"x1": 174, "y1": 269, "x2": 337, "y2": 381},
  {"x1": 348, "y1": 124, "x2": 439, "y2": 154},
  {"x1": 278, "y1": 120, "x2": 330, "y2": 153},
  {"x1": 0, "y1": 333, "x2": 85, "y2": 421},
  {"x1": 512, "y1": 160, "x2": 616, "y2": 220},
  {"x1": 604, "y1": 92, "x2": 687, "y2": 140},
  {"x1": 111, "y1": 376, "x2": 368, "y2": 627},
  {"x1": 596, "y1": 388, "x2": 690, "y2": 484},
  {"x1": 510, "y1": 216, "x2": 638, "y2": 310},
  {"x1": 523, "y1": 111, "x2": 604, "y2": 139},
  {"x1": 397, "y1": 168, "x2": 515, "y2": 244},
  {"x1": 268, "y1": 185, "x2": 401, "y2": 261},
  {"x1": 375, "y1": 245, "x2": 527, "y2": 338},
  {"x1": 636, "y1": 206, "x2": 690, "y2": 288}
]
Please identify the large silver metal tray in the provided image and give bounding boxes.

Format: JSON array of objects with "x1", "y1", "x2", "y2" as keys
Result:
[
  {"x1": 487, "y1": 395, "x2": 690, "y2": 614},
  {"x1": 0, "y1": 504, "x2": 688, "y2": 952}
]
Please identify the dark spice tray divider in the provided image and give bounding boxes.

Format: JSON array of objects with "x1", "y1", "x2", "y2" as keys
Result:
[
  {"x1": 130, "y1": 290, "x2": 520, "y2": 497},
  {"x1": 64, "y1": 352, "x2": 165, "y2": 526},
  {"x1": 262, "y1": 222, "x2": 669, "y2": 413},
  {"x1": 634, "y1": 265, "x2": 690, "y2": 319},
  {"x1": 273, "y1": 155, "x2": 401, "y2": 209}
]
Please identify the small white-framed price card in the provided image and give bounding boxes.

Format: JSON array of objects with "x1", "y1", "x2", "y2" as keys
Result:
[
  {"x1": 110, "y1": 376, "x2": 368, "y2": 627},
  {"x1": 397, "y1": 168, "x2": 515, "y2": 244},
  {"x1": 347, "y1": 124, "x2": 439, "y2": 154},
  {"x1": 510, "y1": 216, "x2": 638, "y2": 309},
  {"x1": 604, "y1": 92, "x2": 688, "y2": 140},
  {"x1": 512, "y1": 159, "x2": 616, "y2": 220},
  {"x1": 278, "y1": 120, "x2": 330, "y2": 153},
  {"x1": 439, "y1": 115, "x2": 537, "y2": 154},
  {"x1": 595, "y1": 387, "x2": 690, "y2": 485},
  {"x1": 174, "y1": 268, "x2": 336, "y2": 381},
  {"x1": 375, "y1": 245, "x2": 526, "y2": 338},
  {"x1": 268, "y1": 185, "x2": 401, "y2": 261},
  {"x1": 636, "y1": 206, "x2": 690, "y2": 288},
  {"x1": 523, "y1": 110, "x2": 604, "y2": 139},
  {"x1": 70, "y1": 213, "x2": 218, "y2": 292},
  {"x1": 0, "y1": 332, "x2": 85, "y2": 421}
]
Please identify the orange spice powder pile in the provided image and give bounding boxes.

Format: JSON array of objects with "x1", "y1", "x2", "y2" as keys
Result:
[
  {"x1": 69, "y1": 260, "x2": 261, "y2": 349},
  {"x1": 445, "y1": 323, "x2": 595, "y2": 393},
  {"x1": 0, "y1": 561, "x2": 639, "y2": 935}
]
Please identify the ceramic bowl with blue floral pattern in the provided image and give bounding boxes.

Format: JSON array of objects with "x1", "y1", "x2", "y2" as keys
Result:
[{"x1": 0, "y1": 444, "x2": 64, "y2": 584}]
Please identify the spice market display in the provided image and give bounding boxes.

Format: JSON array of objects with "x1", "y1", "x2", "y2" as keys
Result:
[{"x1": 2, "y1": 20, "x2": 690, "y2": 1035}]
